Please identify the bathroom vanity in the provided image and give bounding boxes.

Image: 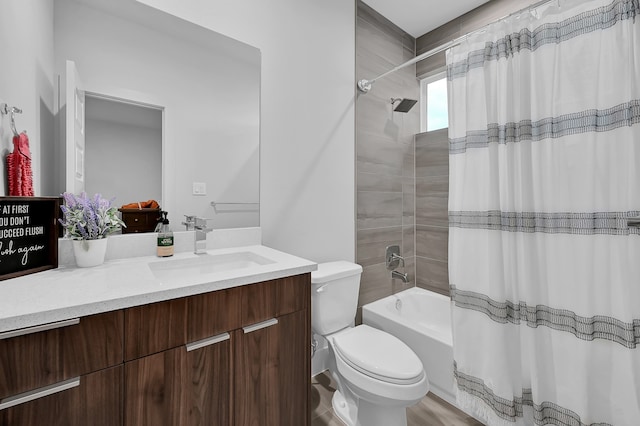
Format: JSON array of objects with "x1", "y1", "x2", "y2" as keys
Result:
[{"x1": 0, "y1": 244, "x2": 315, "y2": 426}]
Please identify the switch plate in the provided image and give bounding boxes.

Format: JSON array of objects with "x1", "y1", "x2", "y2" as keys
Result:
[{"x1": 192, "y1": 182, "x2": 206, "y2": 196}]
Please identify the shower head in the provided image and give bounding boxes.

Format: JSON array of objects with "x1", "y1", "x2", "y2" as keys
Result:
[{"x1": 391, "y1": 98, "x2": 418, "y2": 113}]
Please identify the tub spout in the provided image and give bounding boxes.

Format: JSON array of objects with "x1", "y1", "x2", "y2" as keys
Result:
[{"x1": 391, "y1": 270, "x2": 409, "y2": 283}]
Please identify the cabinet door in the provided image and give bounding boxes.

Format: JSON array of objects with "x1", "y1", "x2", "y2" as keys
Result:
[
  {"x1": 0, "y1": 365, "x2": 123, "y2": 426},
  {"x1": 0, "y1": 311, "x2": 123, "y2": 399},
  {"x1": 124, "y1": 334, "x2": 231, "y2": 426},
  {"x1": 234, "y1": 309, "x2": 310, "y2": 426}
]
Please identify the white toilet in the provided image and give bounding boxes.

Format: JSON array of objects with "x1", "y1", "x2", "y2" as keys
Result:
[{"x1": 311, "y1": 261, "x2": 429, "y2": 426}]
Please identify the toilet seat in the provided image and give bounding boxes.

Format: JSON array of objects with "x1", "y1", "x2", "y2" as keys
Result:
[{"x1": 332, "y1": 325, "x2": 425, "y2": 385}]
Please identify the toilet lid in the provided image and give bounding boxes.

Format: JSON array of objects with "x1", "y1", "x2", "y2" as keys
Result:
[{"x1": 332, "y1": 325, "x2": 425, "y2": 385}]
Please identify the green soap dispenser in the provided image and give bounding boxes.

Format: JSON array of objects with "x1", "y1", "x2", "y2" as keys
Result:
[{"x1": 157, "y1": 211, "x2": 174, "y2": 257}]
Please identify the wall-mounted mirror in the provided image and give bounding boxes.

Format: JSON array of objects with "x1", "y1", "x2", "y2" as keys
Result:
[{"x1": 50, "y1": 0, "x2": 260, "y2": 231}]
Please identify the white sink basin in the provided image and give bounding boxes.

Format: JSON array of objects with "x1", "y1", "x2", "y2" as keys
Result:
[{"x1": 149, "y1": 251, "x2": 276, "y2": 283}]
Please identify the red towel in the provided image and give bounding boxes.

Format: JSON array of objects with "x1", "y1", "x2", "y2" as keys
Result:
[{"x1": 6, "y1": 132, "x2": 33, "y2": 196}]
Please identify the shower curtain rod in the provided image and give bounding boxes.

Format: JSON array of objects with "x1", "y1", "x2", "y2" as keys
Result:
[{"x1": 357, "y1": 0, "x2": 557, "y2": 93}]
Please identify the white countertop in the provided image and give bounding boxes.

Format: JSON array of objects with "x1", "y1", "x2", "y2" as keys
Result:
[{"x1": 0, "y1": 245, "x2": 317, "y2": 333}]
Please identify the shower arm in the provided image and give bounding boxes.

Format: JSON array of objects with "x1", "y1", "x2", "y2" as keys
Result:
[{"x1": 356, "y1": 0, "x2": 556, "y2": 94}]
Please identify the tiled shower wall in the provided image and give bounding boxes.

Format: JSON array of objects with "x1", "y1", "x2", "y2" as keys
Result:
[
  {"x1": 355, "y1": 1, "x2": 419, "y2": 317},
  {"x1": 415, "y1": 130, "x2": 449, "y2": 295},
  {"x1": 356, "y1": 0, "x2": 533, "y2": 304}
]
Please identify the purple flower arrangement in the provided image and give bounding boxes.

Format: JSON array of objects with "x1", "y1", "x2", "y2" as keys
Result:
[{"x1": 59, "y1": 192, "x2": 126, "y2": 240}]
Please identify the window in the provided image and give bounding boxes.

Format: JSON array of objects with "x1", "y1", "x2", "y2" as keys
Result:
[{"x1": 420, "y1": 72, "x2": 448, "y2": 132}]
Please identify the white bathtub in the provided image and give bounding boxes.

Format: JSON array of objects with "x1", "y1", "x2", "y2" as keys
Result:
[{"x1": 362, "y1": 287, "x2": 456, "y2": 405}]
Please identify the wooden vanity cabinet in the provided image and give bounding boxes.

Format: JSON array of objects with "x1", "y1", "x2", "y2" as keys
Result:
[
  {"x1": 0, "y1": 311, "x2": 124, "y2": 426},
  {"x1": 123, "y1": 273, "x2": 311, "y2": 426},
  {"x1": 0, "y1": 273, "x2": 310, "y2": 426}
]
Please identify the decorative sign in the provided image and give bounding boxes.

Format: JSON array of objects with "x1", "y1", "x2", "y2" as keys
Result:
[{"x1": 0, "y1": 197, "x2": 59, "y2": 281}]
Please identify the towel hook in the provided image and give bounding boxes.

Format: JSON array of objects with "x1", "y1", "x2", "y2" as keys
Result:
[{"x1": 1, "y1": 103, "x2": 23, "y2": 137}]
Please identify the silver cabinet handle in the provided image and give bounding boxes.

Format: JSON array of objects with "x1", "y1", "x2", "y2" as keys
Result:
[
  {"x1": 186, "y1": 332, "x2": 230, "y2": 352},
  {"x1": 242, "y1": 318, "x2": 278, "y2": 334},
  {"x1": 0, "y1": 318, "x2": 80, "y2": 340},
  {"x1": 0, "y1": 377, "x2": 80, "y2": 411}
]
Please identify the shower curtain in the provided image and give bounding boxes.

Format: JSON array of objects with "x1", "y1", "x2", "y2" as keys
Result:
[{"x1": 447, "y1": 0, "x2": 640, "y2": 425}]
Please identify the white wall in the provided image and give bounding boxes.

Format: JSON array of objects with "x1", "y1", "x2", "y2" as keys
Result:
[
  {"x1": 136, "y1": 0, "x2": 357, "y2": 262},
  {"x1": 54, "y1": 0, "x2": 260, "y2": 229},
  {"x1": 0, "y1": 0, "x2": 55, "y2": 196}
]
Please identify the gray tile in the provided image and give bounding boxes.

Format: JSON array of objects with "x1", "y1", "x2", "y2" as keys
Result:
[
  {"x1": 311, "y1": 373, "x2": 338, "y2": 420},
  {"x1": 416, "y1": 175, "x2": 449, "y2": 227},
  {"x1": 416, "y1": 129, "x2": 449, "y2": 178},
  {"x1": 403, "y1": 177, "x2": 415, "y2": 226},
  {"x1": 416, "y1": 174, "x2": 448, "y2": 197},
  {"x1": 357, "y1": 227, "x2": 403, "y2": 267},
  {"x1": 357, "y1": 191, "x2": 403, "y2": 230},
  {"x1": 416, "y1": 52, "x2": 447, "y2": 79},
  {"x1": 357, "y1": 1, "x2": 415, "y2": 62},
  {"x1": 416, "y1": 256, "x2": 449, "y2": 295},
  {"x1": 416, "y1": 20, "x2": 461, "y2": 54},
  {"x1": 408, "y1": 392, "x2": 484, "y2": 425},
  {"x1": 355, "y1": 306, "x2": 363, "y2": 326},
  {"x1": 402, "y1": 225, "x2": 415, "y2": 258},
  {"x1": 359, "y1": 262, "x2": 393, "y2": 307},
  {"x1": 403, "y1": 139, "x2": 415, "y2": 177},
  {"x1": 417, "y1": 280, "x2": 450, "y2": 297},
  {"x1": 416, "y1": 225, "x2": 448, "y2": 261},
  {"x1": 357, "y1": 133, "x2": 406, "y2": 177},
  {"x1": 358, "y1": 171, "x2": 403, "y2": 193},
  {"x1": 357, "y1": 95, "x2": 395, "y2": 134},
  {"x1": 311, "y1": 409, "x2": 344, "y2": 426},
  {"x1": 357, "y1": 23, "x2": 409, "y2": 69}
]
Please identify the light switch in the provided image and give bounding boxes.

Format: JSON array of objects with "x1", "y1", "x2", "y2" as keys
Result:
[{"x1": 192, "y1": 182, "x2": 206, "y2": 196}]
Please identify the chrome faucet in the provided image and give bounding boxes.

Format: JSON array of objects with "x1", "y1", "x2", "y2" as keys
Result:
[
  {"x1": 391, "y1": 270, "x2": 410, "y2": 283},
  {"x1": 182, "y1": 215, "x2": 196, "y2": 231},
  {"x1": 386, "y1": 245, "x2": 409, "y2": 283},
  {"x1": 184, "y1": 216, "x2": 213, "y2": 254},
  {"x1": 194, "y1": 217, "x2": 213, "y2": 254}
]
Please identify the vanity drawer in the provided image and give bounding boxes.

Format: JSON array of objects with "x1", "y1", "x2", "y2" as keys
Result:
[
  {"x1": 124, "y1": 298, "x2": 187, "y2": 361},
  {"x1": 0, "y1": 365, "x2": 123, "y2": 426},
  {"x1": 240, "y1": 274, "x2": 310, "y2": 327},
  {"x1": 187, "y1": 287, "x2": 241, "y2": 343},
  {"x1": 0, "y1": 310, "x2": 123, "y2": 399}
]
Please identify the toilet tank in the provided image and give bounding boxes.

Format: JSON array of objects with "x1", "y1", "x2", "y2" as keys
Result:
[{"x1": 311, "y1": 261, "x2": 363, "y2": 336}]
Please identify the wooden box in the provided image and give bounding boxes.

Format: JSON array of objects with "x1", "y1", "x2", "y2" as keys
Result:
[{"x1": 118, "y1": 208, "x2": 161, "y2": 234}]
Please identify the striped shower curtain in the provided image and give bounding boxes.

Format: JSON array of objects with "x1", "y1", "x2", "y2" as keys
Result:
[{"x1": 446, "y1": 0, "x2": 640, "y2": 425}]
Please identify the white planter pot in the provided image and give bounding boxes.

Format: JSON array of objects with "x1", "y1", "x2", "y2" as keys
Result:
[{"x1": 72, "y1": 238, "x2": 108, "y2": 268}]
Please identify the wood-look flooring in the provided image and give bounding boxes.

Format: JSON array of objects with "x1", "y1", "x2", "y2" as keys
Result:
[{"x1": 311, "y1": 372, "x2": 483, "y2": 426}]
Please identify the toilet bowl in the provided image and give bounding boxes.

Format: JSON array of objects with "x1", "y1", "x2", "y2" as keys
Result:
[{"x1": 311, "y1": 261, "x2": 429, "y2": 426}]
